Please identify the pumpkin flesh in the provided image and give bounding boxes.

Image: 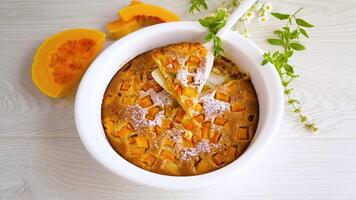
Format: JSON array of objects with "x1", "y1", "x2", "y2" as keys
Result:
[{"x1": 32, "y1": 29, "x2": 105, "y2": 97}]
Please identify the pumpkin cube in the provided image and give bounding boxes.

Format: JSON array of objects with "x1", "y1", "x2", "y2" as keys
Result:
[
  {"x1": 161, "y1": 138, "x2": 175, "y2": 148},
  {"x1": 143, "y1": 155, "x2": 156, "y2": 166},
  {"x1": 199, "y1": 47, "x2": 207, "y2": 57},
  {"x1": 164, "y1": 105, "x2": 175, "y2": 117},
  {"x1": 210, "y1": 132, "x2": 222, "y2": 144},
  {"x1": 142, "y1": 81, "x2": 153, "y2": 91},
  {"x1": 184, "y1": 99, "x2": 193, "y2": 108},
  {"x1": 214, "y1": 116, "x2": 227, "y2": 126},
  {"x1": 154, "y1": 125, "x2": 161, "y2": 136},
  {"x1": 201, "y1": 121, "x2": 211, "y2": 139},
  {"x1": 196, "y1": 158, "x2": 210, "y2": 173},
  {"x1": 194, "y1": 114, "x2": 205, "y2": 123},
  {"x1": 138, "y1": 95, "x2": 153, "y2": 108},
  {"x1": 134, "y1": 74, "x2": 141, "y2": 83},
  {"x1": 237, "y1": 127, "x2": 249, "y2": 140},
  {"x1": 120, "y1": 81, "x2": 131, "y2": 91},
  {"x1": 183, "y1": 87, "x2": 197, "y2": 97},
  {"x1": 188, "y1": 44, "x2": 198, "y2": 52},
  {"x1": 161, "y1": 150, "x2": 176, "y2": 161},
  {"x1": 183, "y1": 130, "x2": 193, "y2": 140},
  {"x1": 187, "y1": 75, "x2": 194, "y2": 83},
  {"x1": 188, "y1": 55, "x2": 200, "y2": 64},
  {"x1": 174, "y1": 108, "x2": 185, "y2": 123},
  {"x1": 103, "y1": 119, "x2": 114, "y2": 130},
  {"x1": 231, "y1": 102, "x2": 245, "y2": 112},
  {"x1": 226, "y1": 146, "x2": 237, "y2": 161},
  {"x1": 135, "y1": 136, "x2": 149, "y2": 148},
  {"x1": 212, "y1": 153, "x2": 224, "y2": 166},
  {"x1": 122, "y1": 95, "x2": 136, "y2": 105},
  {"x1": 183, "y1": 121, "x2": 197, "y2": 131},
  {"x1": 192, "y1": 134, "x2": 201, "y2": 145},
  {"x1": 161, "y1": 119, "x2": 172, "y2": 130},
  {"x1": 172, "y1": 59, "x2": 180, "y2": 69},
  {"x1": 129, "y1": 147, "x2": 146, "y2": 155},
  {"x1": 182, "y1": 138, "x2": 194, "y2": 148},
  {"x1": 116, "y1": 123, "x2": 134, "y2": 138},
  {"x1": 153, "y1": 84, "x2": 163, "y2": 92},
  {"x1": 215, "y1": 91, "x2": 230, "y2": 102},
  {"x1": 146, "y1": 106, "x2": 161, "y2": 120},
  {"x1": 195, "y1": 103, "x2": 203, "y2": 112}
]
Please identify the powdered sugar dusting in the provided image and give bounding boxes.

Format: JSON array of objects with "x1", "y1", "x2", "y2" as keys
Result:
[
  {"x1": 139, "y1": 88, "x2": 173, "y2": 106},
  {"x1": 176, "y1": 68, "x2": 189, "y2": 86},
  {"x1": 200, "y1": 91, "x2": 230, "y2": 120},
  {"x1": 125, "y1": 105, "x2": 148, "y2": 131},
  {"x1": 181, "y1": 139, "x2": 218, "y2": 161},
  {"x1": 194, "y1": 67, "x2": 205, "y2": 90},
  {"x1": 164, "y1": 127, "x2": 184, "y2": 143}
]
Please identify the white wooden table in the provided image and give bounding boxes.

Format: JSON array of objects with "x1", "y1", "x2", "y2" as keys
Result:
[{"x1": 1, "y1": 0, "x2": 356, "y2": 199}]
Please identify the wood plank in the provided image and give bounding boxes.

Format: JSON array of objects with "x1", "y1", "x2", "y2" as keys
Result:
[{"x1": 0, "y1": 138, "x2": 355, "y2": 199}]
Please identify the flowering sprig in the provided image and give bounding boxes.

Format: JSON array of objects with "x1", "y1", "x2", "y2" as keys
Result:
[
  {"x1": 262, "y1": 8, "x2": 318, "y2": 132},
  {"x1": 239, "y1": 1, "x2": 272, "y2": 37}
]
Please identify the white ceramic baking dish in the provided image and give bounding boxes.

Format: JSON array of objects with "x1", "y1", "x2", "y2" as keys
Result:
[{"x1": 75, "y1": 21, "x2": 284, "y2": 190}]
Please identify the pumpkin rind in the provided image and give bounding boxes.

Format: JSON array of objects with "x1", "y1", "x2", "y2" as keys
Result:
[
  {"x1": 118, "y1": 4, "x2": 180, "y2": 22},
  {"x1": 32, "y1": 28, "x2": 105, "y2": 98}
]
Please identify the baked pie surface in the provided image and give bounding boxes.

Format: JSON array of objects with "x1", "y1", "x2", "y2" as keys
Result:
[
  {"x1": 101, "y1": 43, "x2": 259, "y2": 176},
  {"x1": 151, "y1": 43, "x2": 207, "y2": 116}
]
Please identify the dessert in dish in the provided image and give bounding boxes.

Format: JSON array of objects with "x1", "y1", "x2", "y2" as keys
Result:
[{"x1": 101, "y1": 42, "x2": 259, "y2": 176}]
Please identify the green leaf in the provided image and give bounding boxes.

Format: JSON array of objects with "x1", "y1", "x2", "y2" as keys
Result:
[
  {"x1": 294, "y1": 108, "x2": 301, "y2": 113},
  {"x1": 300, "y1": 115, "x2": 307, "y2": 122},
  {"x1": 267, "y1": 38, "x2": 284, "y2": 46},
  {"x1": 215, "y1": 10, "x2": 226, "y2": 21},
  {"x1": 198, "y1": 19, "x2": 210, "y2": 27},
  {"x1": 204, "y1": 32, "x2": 214, "y2": 42},
  {"x1": 288, "y1": 99, "x2": 299, "y2": 104},
  {"x1": 285, "y1": 50, "x2": 294, "y2": 57},
  {"x1": 296, "y1": 18, "x2": 314, "y2": 28},
  {"x1": 274, "y1": 30, "x2": 283, "y2": 35},
  {"x1": 290, "y1": 43, "x2": 305, "y2": 50},
  {"x1": 300, "y1": 28, "x2": 309, "y2": 38},
  {"x1": 284, "y1": 88, "x2": 293, "y2": 95},
  {"x1": 284, "y1": 64, "x2": 294, "y2": 73},
  {"x1": 261, "y1": 59, "x2": 269, "y2": 65},
  {"x1": 189, "y1": 0, "x2": 208, "y2": 13},
  {"x1": 271, "y1": 12, "x2": 290, "y2": 20}
]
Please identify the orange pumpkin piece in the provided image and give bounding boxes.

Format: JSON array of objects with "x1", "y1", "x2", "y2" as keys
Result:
[
  {"x1": 107, "y1": 1, "x2": 179, "y2": 40},
  {"x1": 32, "y1": 29, "x2": 105, "y2": 98},
  {"x1": 138, "y1": 95, "x2": 153, "y2": 108}
]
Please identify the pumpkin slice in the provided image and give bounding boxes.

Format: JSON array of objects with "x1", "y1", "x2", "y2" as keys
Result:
[
  {"x1": 151, "y1": 43, "x2": 207, "y2": 117},
  {"x1": 107, "y1": 1, "x2": 176, "y2": 40},
  {"x1": 129, "y1": 0, "x2": 144, "y2": 6},
  {"x1": 107, "y1": 16, "x2": 164, "y2": 40},
  {"x1": 32, "y1": 28, "x2": 105, "y2": 98},
  {"x1": 118, "y1": 4, "x2": 180, "y2": 22}
]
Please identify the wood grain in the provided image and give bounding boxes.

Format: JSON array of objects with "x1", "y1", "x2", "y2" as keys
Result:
[{"x1": 0, "y1": 0, "x2": 356, "y2": 199}]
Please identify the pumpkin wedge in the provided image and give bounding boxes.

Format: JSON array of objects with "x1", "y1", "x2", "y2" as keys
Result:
[
  {"x1": 32, "y1": 28, "x2": 105, "y2": 98},
  {"x1": 118, "y1": 4, "x2": 180, "y2": 22}
]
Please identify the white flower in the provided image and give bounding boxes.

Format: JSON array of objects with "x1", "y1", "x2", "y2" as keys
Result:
[
  {"x1": 255, "y1": 2, "x2": 263, "y2": 10},
  {"x1": 259, "y1": 16, "x2": 268, "y2": 23},
  {"x1": 263, "y1": 3, "x2": 272, "y2": 12},
  {"x1": 242, "y1": 31, "x2": 250, "y2": 38},
  {"x1": 246, "y1": 11, "x2": 255, "y2": 19}
]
